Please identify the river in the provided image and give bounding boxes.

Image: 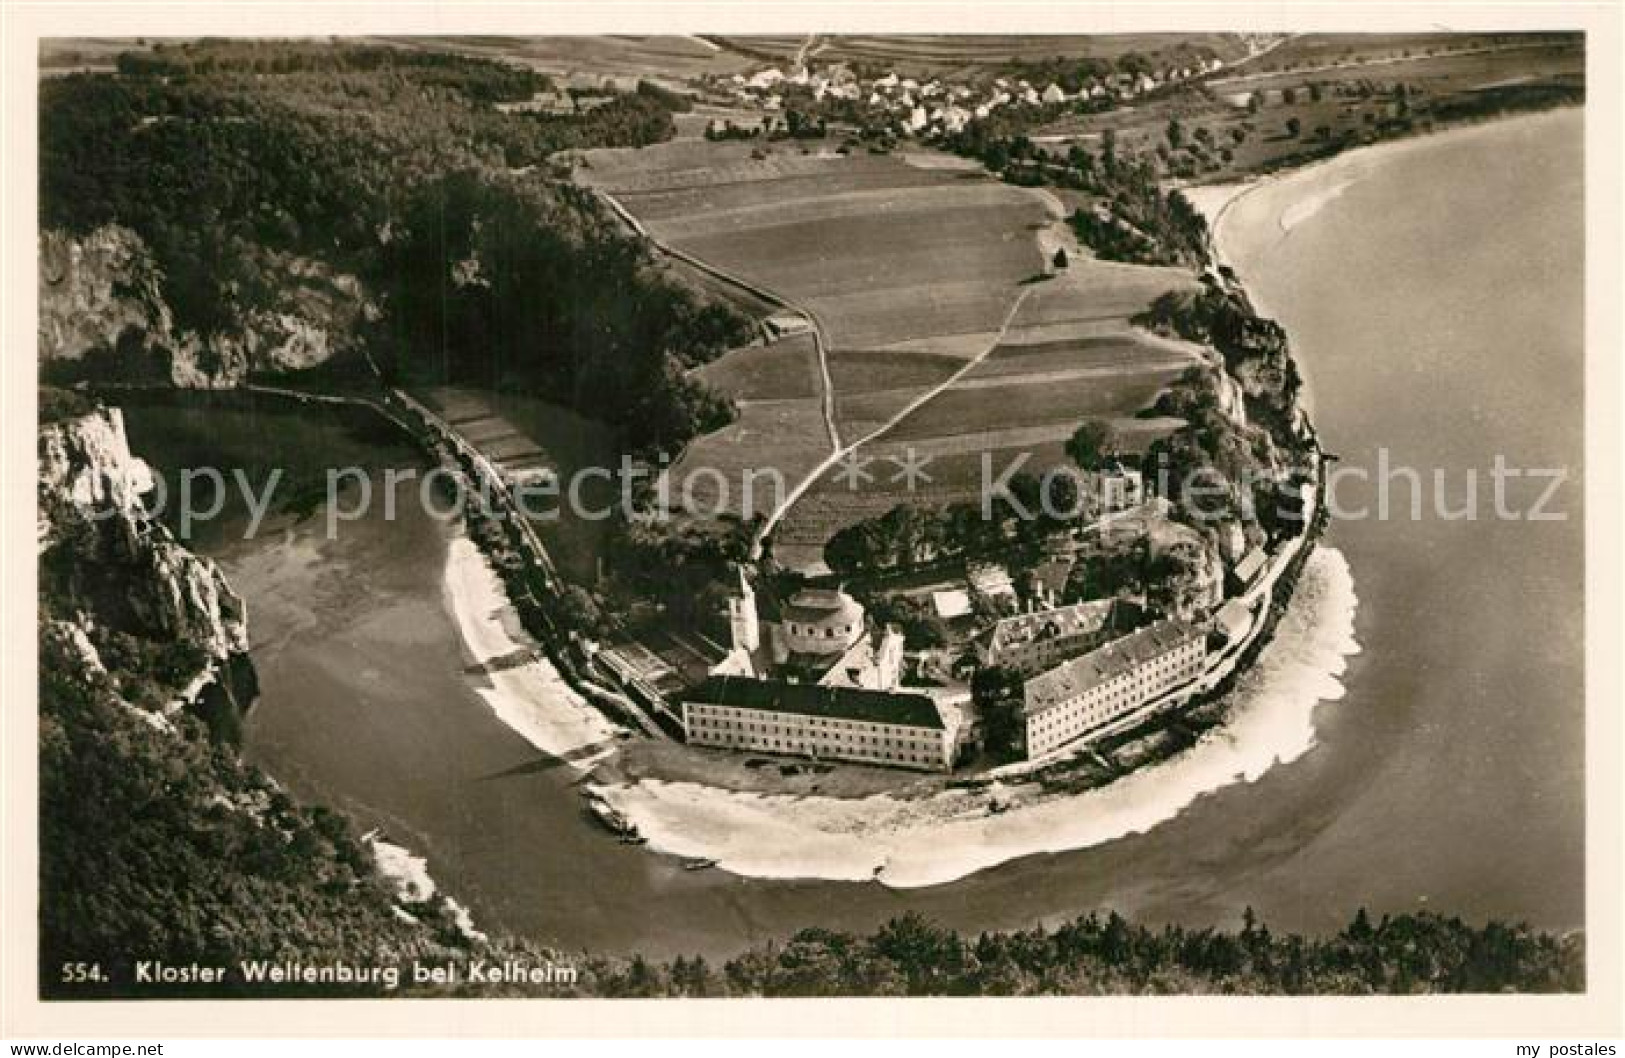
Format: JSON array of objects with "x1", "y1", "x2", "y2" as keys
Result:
[{"x1": 127, "y1": 108, "x2": 1584, "y2": 960}]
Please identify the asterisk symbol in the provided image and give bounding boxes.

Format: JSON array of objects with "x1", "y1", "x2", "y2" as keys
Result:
[
  {"x1": 888, "y1": 447, "x2": 934, "y2": 491},
  {"x1": 831, "y1": 449, "x2": 875, "y2": 491}
]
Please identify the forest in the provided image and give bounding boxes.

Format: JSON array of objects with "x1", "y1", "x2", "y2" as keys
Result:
[{"x1": 39, "y1": 41, "x2": 752, "y2": 452}]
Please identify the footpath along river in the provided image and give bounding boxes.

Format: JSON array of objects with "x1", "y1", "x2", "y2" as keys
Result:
[{"x1": 132, "y1": 107, "x2": 1584, "y2": 960}]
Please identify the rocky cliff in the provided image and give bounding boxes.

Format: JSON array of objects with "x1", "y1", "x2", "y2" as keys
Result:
[
  {"x1": 39, "y1": 225, "x2": 371, "y2": 388},
  {"x1": 38, "y1": 405, "x2": 254, "y2": 724}
]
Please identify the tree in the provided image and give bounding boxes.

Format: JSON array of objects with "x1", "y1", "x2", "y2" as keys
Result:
[
  {"x1": 554, "y1": 584, "x2": 606, "y2": 637},
  {"x1": 1285, "y1": 116, "x2": 1302, "y2": 138},
  {"x1": 1040, "y1": 466, "x2": 1083, "y2": 523},
  {"x1": 972, "y1": 666, "x2": 1026, "y2": 759},
  {"x1": 1065, "y1": 419, "x2": 1119, "y2": 472},
  {"x1": 1165, "y1": 116, "x2": 1185, "y2": 150}
]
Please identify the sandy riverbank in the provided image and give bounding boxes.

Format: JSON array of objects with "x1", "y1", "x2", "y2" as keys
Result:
[
  {"x1": 442, "y1": 533, "x2": 624, "y2": 770},
  {"x1": 1186, "y1": 108, "x2": 1581, "y2": 263},
  {"x1": 592, "y1": 546, "x2": 1358, "y2": 888}
]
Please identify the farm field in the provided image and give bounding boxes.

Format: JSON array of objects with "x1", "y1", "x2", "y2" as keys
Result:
[
  {"x1": 580, "y1": 137, "x2": 1203, "y2": 573},
  {"x1": 577, "y1": 141, "x2": 1051, "y2": 349},
  {"x1": 696, "y1": 333, "x2": 822, "y2": 402},
  {"x1": 827, "y1": 347, "x2": 969, "y2": 437},
  {"x1": 665, "y1": 397, "x2": 832, "y2": 525},
  {"x1": 710, "y1": 33, "x2": 1252, "y2": 75},
  {"x1": 1228, "y1": 32, "x2": 1580, "y2": 82},
  {"x1": 671, "y1": 336, "x2": 832, "y2": 524},
  {"x1": 773, "y1": 253, "x2": 1202, "y2": 572},
  {"x1": 371, "y1": 34, "x2": 752, "y2": 88}
]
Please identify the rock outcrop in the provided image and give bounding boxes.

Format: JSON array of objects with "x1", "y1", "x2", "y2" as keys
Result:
[
  {"x1": 39, "y1": 225, "x2": 370, "y2": 388},
  {"x1": 38, "y1": 406, "x2": 253, "y2": 720}
]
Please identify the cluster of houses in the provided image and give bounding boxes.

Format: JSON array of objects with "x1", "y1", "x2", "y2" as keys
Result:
[
  {"x1": 680, "y1": 527, "x2": 1273, "y2": 774},
  {"x1": 712, "y1": 56, "x2": 1229, "y2": 139}
]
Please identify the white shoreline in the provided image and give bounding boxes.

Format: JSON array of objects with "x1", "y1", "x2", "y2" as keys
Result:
[
  {"x1": 442, "y1": 532, "x2": 623, "y2": 770},
  {"x1": 366, "y1": 832, "x2": 487, "y2": 943},
  {"x1": 1186, "y1": 108, "x2": 1581, "y2": 271},
  {"x1": 595, "y1": 547, "x2": 1359, "y2": 888}
]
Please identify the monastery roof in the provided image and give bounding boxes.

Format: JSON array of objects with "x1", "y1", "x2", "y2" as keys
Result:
[
  {"x1": 687, "y1": 676, "x2": 944, "y2": 730},
  {"x1": 781, "y1": 587, "x2": 863, "y2": 626},
  {"x1": 1023, "y1": 618, "x2": 1203, "y2": 716}
]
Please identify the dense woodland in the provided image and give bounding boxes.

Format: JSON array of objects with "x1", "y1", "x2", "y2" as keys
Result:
[{"x1": 39, "y1": 41, "x2": 750, "y2": 451}]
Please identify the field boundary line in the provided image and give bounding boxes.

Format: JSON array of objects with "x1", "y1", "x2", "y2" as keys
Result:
[
  {"x1": 750, "y1": 281, "x2": 1040, "y2": 559},
  {"x1": 593, "y1": 187, "x2": 843, "y2": 544}
]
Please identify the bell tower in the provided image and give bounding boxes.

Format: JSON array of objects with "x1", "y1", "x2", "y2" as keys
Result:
[{"x1": 728, "y1": 565, "x2": 760, "y2": 654}]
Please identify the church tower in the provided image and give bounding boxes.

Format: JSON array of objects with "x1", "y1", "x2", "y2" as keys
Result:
[{"x1": 727, "y1": 565, "x2": 760, "y2": 654}]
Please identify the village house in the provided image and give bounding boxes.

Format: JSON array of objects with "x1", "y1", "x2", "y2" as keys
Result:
[
  {"x1": 1021, "y1": 618, "x2": 1207, "y2": 758},
  {"x1": 932, "y1": 587, "x2": 973, "y2": 621},
  {"x1": 1213, "y1": 598, "x2": 1255, "y2": 644}
]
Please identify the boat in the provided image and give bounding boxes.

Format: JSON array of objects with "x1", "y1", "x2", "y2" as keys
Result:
[
  {"x1": 583, "y1": 794, "x2": 636, "y2": 836},
  {"x1": 682, "y1": 857, "x2": 718, "y2": 871}
]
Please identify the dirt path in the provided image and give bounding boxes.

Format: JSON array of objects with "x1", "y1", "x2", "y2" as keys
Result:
[
  {"x1": 597, "y1": 183, "x2": 1048, "y2": 561},
  {"x1": 749, "y1": 282, "x2": 1041, "y2": 554},
  {"x1": 593, "y1": 187, "x2": 843, "y2": 544}
]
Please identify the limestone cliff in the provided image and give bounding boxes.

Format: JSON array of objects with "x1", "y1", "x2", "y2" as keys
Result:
[
  {"x1": 38, "y1": 406, "x2": 254, "y2": 721},
  {"x1": 39, "y1": 225, "x2": 371, "y2": 388}
]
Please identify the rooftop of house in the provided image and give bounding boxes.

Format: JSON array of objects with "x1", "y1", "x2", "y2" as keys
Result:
[
  {"x1": 686, "y1": 675, "x2": 944, "y2": 730},
  {"x1": 987, "y1": 598, "x2": 1118, "y2": 654},
  {"x1": 1023, "y1": 618, "x2": 1204, "y2": 716},
  {"x1": 1233, "y1": 548, "x2": 1268, "y2": 583},
  {"x1": 820, "y1": 625, "x2": 905, "y2": 689},
  {"x1": 932, "y1": 588, "x2": 972, "y2": 620},
  {"x1": 1030, "y1": 557, "x2": 1076, "y2": 599}
]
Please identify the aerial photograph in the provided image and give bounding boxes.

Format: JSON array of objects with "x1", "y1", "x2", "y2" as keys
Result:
[{"x1": 26, "y1": 23, "x2": 1596, "y2": 1011}]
